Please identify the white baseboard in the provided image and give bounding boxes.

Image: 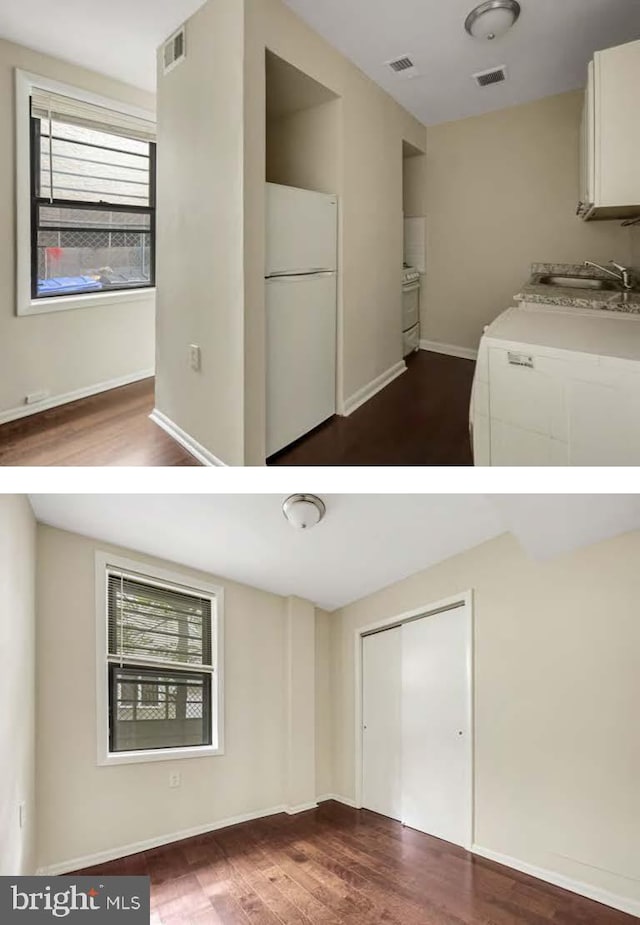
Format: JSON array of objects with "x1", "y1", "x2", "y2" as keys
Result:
[
  {"x1": 343, "y1": 361, "x2": 407, "y2": 417},
  {"x1": 0, "y1": 369, "x2": 155, "y2": 427},
  {"x1": 316, "y1": 793, "x2": 359, "y2": 809},
  {"x1": 149, "y1": 409, "x2": 228, "y2": 467},
  {"x1": 36, "y1": 804, "x2": 288, "y2": 876},
  {"x1": 420, "y1": 340, "x2": 478, "y2": 362},
  {"x1": 285, "y1": 801, "x2": 319, "y2": 815},
  {"x1": 472, "y1": 844, "x2": 640, "y2": 919}
]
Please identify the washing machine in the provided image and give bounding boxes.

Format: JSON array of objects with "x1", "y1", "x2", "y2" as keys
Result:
[{"x1": 471, "y1": 302, "x2": 640, "y2": 466}]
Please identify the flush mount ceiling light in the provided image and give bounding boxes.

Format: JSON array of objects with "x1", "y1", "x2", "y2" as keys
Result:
[
  {"x1": 282, "y1": 495, "x2": 326, "y2": 531},
  {"x1": 465, "y1": 0, "x2": 521, "y2": 40}
]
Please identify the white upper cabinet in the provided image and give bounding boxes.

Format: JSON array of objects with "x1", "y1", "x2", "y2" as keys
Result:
[{"x1": 579, "y1": 39, "x2": 640, "y2": 221}]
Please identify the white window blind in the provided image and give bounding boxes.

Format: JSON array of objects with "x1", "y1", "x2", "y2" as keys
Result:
[
  {"x1": 107, "y1": 571, "x2": 213, "y2": 670},
  {"x1": 31, "y1": 88, "x2": 156, "y2": 143}
]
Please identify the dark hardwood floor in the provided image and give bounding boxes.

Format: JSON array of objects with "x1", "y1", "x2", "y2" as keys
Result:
[
  {"x1": 269, "y1": 352, "x2": 475, "y2": 467},
  {"x1": 0, "y1": 379, "x2": 197, "y2": 467},
  {"x1": 0, "y1": 353, "x2": 474, "y2": 467},
  {"x1": 74, "y1": 802, "x2": 634, "y2": 925}
]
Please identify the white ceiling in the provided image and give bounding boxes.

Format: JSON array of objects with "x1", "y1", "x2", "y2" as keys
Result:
[
  {"x1": 0, "y1": 0, "x2": 207, "y2": 93},
  {"x1": 283, "y1": 0, "x2": 640, "y2": 124},
  {"x1": 490, "y1": 494, "x2": 640, "y2": 562},
  {"x1": 2, "y1": 1, "x2": 639, "y2": 121},
  {"x1": 28, "y1": 494, "x2": 640, "y2": 611}
]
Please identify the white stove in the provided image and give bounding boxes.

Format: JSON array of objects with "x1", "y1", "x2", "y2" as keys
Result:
[{"x1": 402, "y1": 266, "x2": 421, "y2": 356}]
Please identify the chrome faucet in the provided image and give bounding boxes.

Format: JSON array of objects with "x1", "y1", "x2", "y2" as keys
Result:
[{"x1": 584, "y1": 260, "x2": 634, "y2": 290}]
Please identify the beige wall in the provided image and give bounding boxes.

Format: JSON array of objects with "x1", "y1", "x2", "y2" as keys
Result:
[
  {"x1": 37, "y1": 526, "x2": 330, "y2": 870},
  {"x1": 403, "y1": 153, "x2": 426, "y2": 218},
  {"x1": 155, "y1": 0, "x2": 246, "y2": 466},
  {"x1": 0, "y1": 496, "x2": 36, "y2": 875},
  {"x1": 0, "y1": 39, "x2": 156, "y2": 424},
  {"x1": 284, "y1": 597, "x2": 316, "y2": 809},
  {"x1": 332, "y1": 529, "x2": 640, "y2": 907},
  {"x1": 424, "y1": 90, "x2": 640, "y2": 351},
  {"x1": 266, "y1": 98, "x2": 341, "y2": 195},
  {"x1": 36, "y1": 526, "x2": 294, "y2": 870},
  {"x1": 314, "y1": 608, "x2": 333, "y2": 797}
]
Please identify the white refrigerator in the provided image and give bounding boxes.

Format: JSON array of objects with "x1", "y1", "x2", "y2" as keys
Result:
[{"x1": 266, "y1": 183, "x2": 338, "y2": 457}]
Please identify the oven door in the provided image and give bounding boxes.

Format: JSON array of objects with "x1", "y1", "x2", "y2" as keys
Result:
[{"x1": 402, "y1": 283, "x2": 420, "y2": 332}]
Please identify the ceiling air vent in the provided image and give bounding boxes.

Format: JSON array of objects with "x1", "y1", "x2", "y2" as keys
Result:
[
  {"x1": 163, "y1": 26, "x2": 186, "y2": 75},
  {"x1": 386, "y1": 55, "x2": 419, "y2": 78},
  {"x1": 473, "y1": 66, "x2": 507, "y2": 87}
]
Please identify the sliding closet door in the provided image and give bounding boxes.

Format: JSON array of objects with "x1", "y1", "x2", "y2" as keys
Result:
[
  {"x1": 401, "y1": 605, "x2": 472, "y2": 847},
  {"x1": 362, "y1": 627, "x2": 402, "y2": 820}
]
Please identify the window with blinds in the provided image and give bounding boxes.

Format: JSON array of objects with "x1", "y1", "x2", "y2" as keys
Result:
[
  {"x1": 29, "y1": 88, "x2": 156, "y2": 300},
  {"x1": 106, "y1": 570, "x2": 215, "y2": 754}
]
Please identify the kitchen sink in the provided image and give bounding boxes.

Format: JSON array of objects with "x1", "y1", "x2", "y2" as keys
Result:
[{"x1": 536, "y1": 275, "x2": 620, "y2": 290}]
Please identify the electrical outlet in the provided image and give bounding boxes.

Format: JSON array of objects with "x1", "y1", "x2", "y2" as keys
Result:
[
  {"x1": 25, "y1": 390, "x2": 50, "y2": 406},
  {"x1": 169, "y1": 772, "x2": 181, "y2": 789},
  {"x1": 18, "y1": 802, "x2": 26, "y2": 829},
  {"x1": 189, "y1": 345, "x2": 201, "y2": 373}
]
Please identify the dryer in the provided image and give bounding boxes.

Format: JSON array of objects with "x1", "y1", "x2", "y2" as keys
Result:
[{"x1": 471, "y1": 302, "x2": 640, "y2": 466}]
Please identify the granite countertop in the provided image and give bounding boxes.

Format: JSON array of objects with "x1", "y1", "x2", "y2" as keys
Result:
[{"x1": 514, "y1": 263, "x2": 640, "y2": 315}]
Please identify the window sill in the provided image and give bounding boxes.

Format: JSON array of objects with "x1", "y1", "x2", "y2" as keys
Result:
[
  {"x1": 99, "y1": 744, "x2": 223, "y2": 767},
  {"x1": 18, "y1": 287, "x2": 156, "y2": 317}
]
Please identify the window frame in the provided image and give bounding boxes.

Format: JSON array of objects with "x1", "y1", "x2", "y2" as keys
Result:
[
  {"x1": 95, "y1": 552, "x2": 225, "y2": 767},
  {"x1": 15, "y1": 70, "x2": 157, "y2": 317}
]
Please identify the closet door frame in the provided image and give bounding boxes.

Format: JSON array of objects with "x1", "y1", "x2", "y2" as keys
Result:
[{"x1": 353, "y1": 590, "x2": 474, "y2": 849}]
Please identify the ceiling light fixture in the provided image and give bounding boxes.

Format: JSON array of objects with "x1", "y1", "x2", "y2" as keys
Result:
[
  {"x1": 282, "y1": 495, "x2": 326, "y2": 531},
  {"x1": 465, "y1": 0, "x2": 521, "y2": 40}
]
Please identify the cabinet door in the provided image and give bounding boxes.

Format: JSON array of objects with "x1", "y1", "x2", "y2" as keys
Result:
[
  {"x1": 595, "y1": 39, "x2": 640, "y2": 208},
  {"x1": 491, "y1": 420, "x2": 568, "y2": 467},
  {"x1": 568, "y1": 376, "x2": 640, "y2": 466},
  {"x1": 488, "y1": 348, "x2": 567, "y2": 439}
]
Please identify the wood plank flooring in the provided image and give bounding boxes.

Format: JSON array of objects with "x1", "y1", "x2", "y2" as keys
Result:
[
  {"x1": 0, "y1": 352, "x2": 474, "y2": 466},
  {"x1": 74, "y1": 801, "x2": 634, "y2": 925},
  {"x1": 0, "y1": 379, "x2": 197, "y2": 467},
  {"x1": 269, "y1": 352, "x2": 475, "y2": 467}
]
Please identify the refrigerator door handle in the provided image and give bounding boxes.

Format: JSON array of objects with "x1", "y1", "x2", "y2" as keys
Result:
[{"x1": 266, "y1": 271, "x2": 336, "y2": 282}]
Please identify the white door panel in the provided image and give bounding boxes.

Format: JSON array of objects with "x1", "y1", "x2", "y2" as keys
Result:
[
  {"x1": 266, "y1": 183, "x2": 338, "y2": 276},
  {"x1": 362, "y1": 628, "x2": 402, "y2": 820},
  {"x1": 266, "y1": 274, "x2": 337, "y2": 457},
  {"x1": 568, "y1": 378, "x2": 640, "y2": 465},
  {"x1": 401, "y1": 606, "x2": 472, "y2": 848}
]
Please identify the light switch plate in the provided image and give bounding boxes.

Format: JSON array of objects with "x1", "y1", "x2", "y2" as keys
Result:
[{"x1": 189, "y1": 345, "x2": 201, "y2": 372}]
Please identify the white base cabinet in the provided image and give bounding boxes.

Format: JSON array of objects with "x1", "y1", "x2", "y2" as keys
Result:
[{"x1": 471, "y1": 305, "x2": 640, "y2": 467}]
